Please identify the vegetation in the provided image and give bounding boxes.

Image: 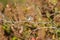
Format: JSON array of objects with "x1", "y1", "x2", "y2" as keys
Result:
[{"x1": 0, "y1": 0, "x2": 59, "y2": 40}]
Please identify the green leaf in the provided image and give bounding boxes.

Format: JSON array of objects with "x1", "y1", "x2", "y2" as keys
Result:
[
  {"x1": 2, "y1": 23, "x2": 12, "y2": 35},
  {"x1": 12, "y1": 36, "x2": 17, "y2": 40},
  {"x1": 2, "y1": 24, "x2": 8, "y2": 30}
]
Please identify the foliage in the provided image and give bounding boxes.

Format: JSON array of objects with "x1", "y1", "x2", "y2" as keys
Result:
[
  {"x1": 12, "y1": 36, "x2": 20, "y2": 40},
  {"x1": 2, "y1": 23, "x2": 12, "y2": 36}
]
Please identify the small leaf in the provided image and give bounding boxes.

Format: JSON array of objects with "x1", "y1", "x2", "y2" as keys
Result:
[
  {"x1": 2, "y1": 24, "x2": 8, "y2": 30},
  {"x1": 12, "y1": 36, "x2": 17, "y2": 40},
  {"x1": 46, "y1": 11, "x2": 50, "y2": 18},
  {"x1": 49, "y1": 0, "x2": 58, "y2": 5}
]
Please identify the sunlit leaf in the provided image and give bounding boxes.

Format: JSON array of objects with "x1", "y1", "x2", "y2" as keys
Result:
[
  {"x1": 46, "y1": 11, "x2": 50, "y2": 18},
  {"x1": 12, "y1": 36, "x2": 18, "y2": 40},
  {"x1": 49, "y1": 0, "x2": 58, "y2": 5}
]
